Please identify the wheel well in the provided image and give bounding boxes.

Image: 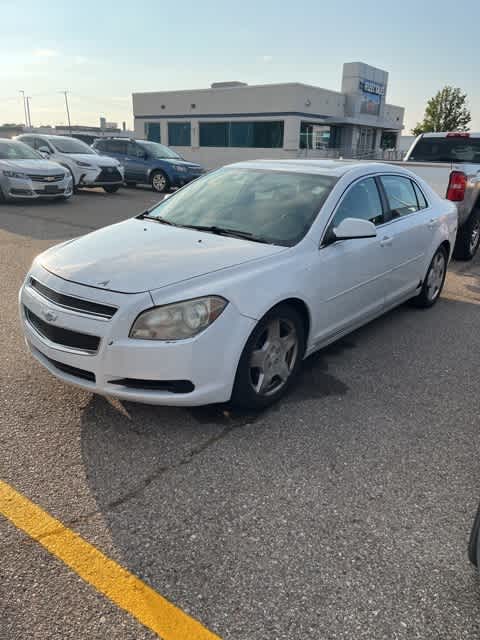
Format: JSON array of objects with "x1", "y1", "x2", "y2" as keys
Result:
[{"x1": 274, "y1": 298, "x2": 311, "y2": 342}]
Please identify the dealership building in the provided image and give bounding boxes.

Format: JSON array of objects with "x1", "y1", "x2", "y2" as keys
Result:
[{"x1": 133, "y1": 62, "x2": 405, "y2": 168}]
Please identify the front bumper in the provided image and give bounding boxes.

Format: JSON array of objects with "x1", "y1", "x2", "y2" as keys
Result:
[
  {"x1": 170, "y1": 171, "x2": 203, "y2": 188},
  {"x1": 78, "y1": 165, "x2": 124, "y2": 187},
  {"x1": 5, "y1": 175, "x2": 73, "y2": 200},
  {"x1": 19, "y1": 265, "x2": 255, "y2": 406}
]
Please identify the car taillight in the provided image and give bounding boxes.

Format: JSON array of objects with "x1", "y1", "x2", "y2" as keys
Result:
[
  {"x1": 446, "y1": 171, "x2": 467, "y2": 201},
  {"x1": 446, "y1": 132, "x2": 470, "y2": 138}
]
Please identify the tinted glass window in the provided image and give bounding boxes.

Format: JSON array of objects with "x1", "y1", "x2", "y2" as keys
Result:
[
  {"x1": 380, "y1": 175, "x2": 419, "y2": 218},
  {"x1": 127, "y1": 142, "x2": 145, "y2": 157},
  {"x1": 34, "y1": 138, "x2": 51, "y2": 151},
  {"x1": 94, "y1": 139, "x2": 106, "y2": 151},
  {"x1": 145, "y1": 168, "x2": 336, "y2": 247},
  {"x1": 145, "y1": 122, "x2": 161, "y2": 142},
  {"x1": 168, "y1": 122, "x2": 191, "y2": 146},
  {"x1": 199, "y1": 121, "x2": 284, "y2": 148},
  {"x1": 332, "y1": 178, "x2": 384, "y2": 228},
  {"x1": 200, "y1": 123, "x2": 228, "y2": 147},
  {"x1": 408, "y1": 137, "x2": 480, "y2": 163},
  {"x1": 412, "y1": 181, "x2": 428, "y2": 209},
  {"x1": 137, "y1": 141, "x2": 180, "y2": 159},
  {"x1": 104, "y1": 140, "x2": 127, "y2": 154}
]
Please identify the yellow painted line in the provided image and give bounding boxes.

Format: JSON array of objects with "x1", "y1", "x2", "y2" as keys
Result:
[{"x1": 0, "y1": 479, "x2": 221, "y2": 640}]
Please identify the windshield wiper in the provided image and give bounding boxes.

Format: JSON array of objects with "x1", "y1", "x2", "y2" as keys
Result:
[
  {"x1": 138, "y1": 212, "x2": 178, "y2": 226},
  {"x1": 180, "y1": 224, "x2": 273, "y2": 244}
]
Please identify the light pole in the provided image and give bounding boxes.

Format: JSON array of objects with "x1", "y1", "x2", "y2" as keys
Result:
[
  {"x1": 25, "y1": 97, "x2": 32, "y2": 128},
  {"x1": 19, "y1": 90, "x2": 28, "y2": 127},
  {"x1": 60, "y1": 91, "x2": 72, "y2": 133}
]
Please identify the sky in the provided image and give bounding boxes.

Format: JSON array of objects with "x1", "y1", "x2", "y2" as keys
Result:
[{"x1": 1, "y1": 0, "x2": 479, "y2": 133}]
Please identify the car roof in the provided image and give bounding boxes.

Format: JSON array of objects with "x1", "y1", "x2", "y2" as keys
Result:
[
  {"x1": 20, "y1": 134, "x2": 82, "y2": 142},
  {"x1": 421, "y1": 132, "x2": 480, "y2": 138},
  {"x1": 227, "y1": 159, "x2": 407, "y2": 178}
]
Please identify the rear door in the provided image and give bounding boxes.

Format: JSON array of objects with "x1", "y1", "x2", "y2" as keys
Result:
[
  {"x1": 311, "y1": 176, "x2": 390, "y2": 344},
  {"x1": 378, "y1": 174, "x2": 433, "y2": 306}
]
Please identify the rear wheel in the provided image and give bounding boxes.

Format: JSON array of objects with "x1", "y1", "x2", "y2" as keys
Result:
[
  {"x1": 151, "y1": 170, "x2": 169, "y2": 193},
  {"x1": 410, "y1": 246, "x2": 447, "y2": 308},
  {"x1": 453, "y1": 209, "x2": 480, "y2": 261},
  {"x1": 103, "y1": 185, "x2": 120, "y2": 193},
  {"x1": 231, "y1": 304, "x2": 305, "y2": 410}
]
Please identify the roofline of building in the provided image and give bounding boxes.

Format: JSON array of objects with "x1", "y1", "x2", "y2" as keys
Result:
[{"x1": 133, "y1": 82, "x2": 345, "y2": 98}]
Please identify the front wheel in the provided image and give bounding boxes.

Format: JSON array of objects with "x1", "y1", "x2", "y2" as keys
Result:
[
  {"x1": 103, "y1": 185, "x2": 120, "y2": 193},
  {"x1": 150, "y1": 170, "x2": 169, "y2": 193},
  {"x1": 410, "y1": 246, "x2": 447, "y2": 308},
  {"x1": 453, "y1": 210, "x2": 480, "y2": 261},
  {"x1": 231, "y1": 304, "x2": 305, "y2": 410}
]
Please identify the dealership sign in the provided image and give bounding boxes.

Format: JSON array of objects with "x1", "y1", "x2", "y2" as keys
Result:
[{"x1": 359, "y1": 79, "x2": 385, "y2": 96}]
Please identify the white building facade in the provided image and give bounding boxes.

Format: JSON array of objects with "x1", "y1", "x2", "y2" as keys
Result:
[{"x1": 133, "y1": 62, "x2": 405, "y2": 169}]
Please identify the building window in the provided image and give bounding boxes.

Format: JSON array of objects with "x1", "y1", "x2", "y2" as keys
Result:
[
  {"x1": 168, "y1": 122, "x2": 191, "y2": 146},
  {"x1": 300, "y1": 123, "x2": 338, "y2": 149},
  {"x1": 199, "y1": 121, "x2": 284, "y2": 148},
  {"x1": 144, "y1": 122, "x2": 160, "y2": 143},
  {"x1": 200, "y1": 122, "x2": 228, "y2": 147}
]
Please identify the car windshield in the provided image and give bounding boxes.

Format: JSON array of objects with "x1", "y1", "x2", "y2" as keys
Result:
[
  {"x1": 0, "y1": 140, "x2": 42, "y2": 160},
  {"x1": 143, "y1": 168, "x2": 336, "y2": 247},
  {"x1": 408, "y1": 137, "x2": 480, "y2": 163},
  {"x1": 49, "y1": 137, "x2": 95, "y2": 154},
  {"x1": 138, "y1": 141, "x2": 181, "y2": 159}
]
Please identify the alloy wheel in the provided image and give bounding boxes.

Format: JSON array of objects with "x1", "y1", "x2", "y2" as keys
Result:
[
  {"x1": 152, "y1": 173, "x2": 167, "y2": 192},
  {"x1": 470, "y1": 220, "x2": 480, "y2": 255},
  {"x1": 248, "y1": 317, "x2": 299, "y2": 397},
  {"x1": 426, "y1": 251, "x2": 446, "y2": 302}
]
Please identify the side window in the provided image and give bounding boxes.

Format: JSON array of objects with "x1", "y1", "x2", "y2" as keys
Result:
[
  {"x1": 34, "y1": 138, "x2": 50, "y2": 151},
  {"x1": 380, "y1": 175, "x2": 419, "y2": 218},
  {"x1": 127, "y1": 142, "x2": 144, "y2": 158},
  {"x1": 412, "y1": 181, "x2": 428, "y2": 209},
  {"x1": 331, "y1": 177, "x2": 384, "y2": 229},
  {"x1": 20, "y1": 136, "x2": 34, "y2": 148},
  {"x1": 94, "y1": 140, "x2": 106, "y2": 152},
  {"x1": 107, "y1": 140, "x2": 127, "y2": 154}
]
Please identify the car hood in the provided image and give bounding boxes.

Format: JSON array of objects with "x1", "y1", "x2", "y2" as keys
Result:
[
  {"x1": 167, "y1": 159, "x2": 202, "y2": 170},
  {"x1": 0, "y1": 159, "x2": 66, "y2": 173},
  {"x1": 40, "y1": 218, "x2": 285, "y2": 293},
  {"x1": 67, "y1": 153, "x2": 119, "y2": 166}
]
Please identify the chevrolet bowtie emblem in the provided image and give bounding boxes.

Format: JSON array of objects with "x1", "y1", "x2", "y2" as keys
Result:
[
  {"x1": 43, "y1": 310, "x2": 57, "y2": 323},
  {"x1": 45, "y1": 176, "x2": 55, "y2": 182}
]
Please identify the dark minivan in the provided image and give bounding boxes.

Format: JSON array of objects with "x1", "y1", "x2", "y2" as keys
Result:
[{"x1": 93, "y1": 138, "x2": 204, "y2": 193}]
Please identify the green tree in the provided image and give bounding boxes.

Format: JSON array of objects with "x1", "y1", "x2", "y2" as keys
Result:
[{"x1": 412, "y1": 86, "x2": 471, "y2": 135}]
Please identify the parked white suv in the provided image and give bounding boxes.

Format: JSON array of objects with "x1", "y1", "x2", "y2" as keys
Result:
[{"x1": 16, "y1": 134, "x2": 124, "y2": 193}]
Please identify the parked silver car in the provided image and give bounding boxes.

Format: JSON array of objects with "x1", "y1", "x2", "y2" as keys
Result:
[{"x1": 0, "y1": 138, "x2": 73, "y2": 202}]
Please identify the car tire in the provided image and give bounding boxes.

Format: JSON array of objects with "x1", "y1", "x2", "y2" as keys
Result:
[
  {"x1": 231, "y1": 304, "x2": 306, "y2": 410},
  {"x1": 410, "y1": 245, "x2": 448, "y2": 309},
  {"x1": 0, "y1": 186, "x2": 5, "y2": 203},
  {"x1": 453, "y1": 209, "x2": 480, "y2": 261},
  {"x1": 103, "y1": 185, "x2": 120, "y2": 193},
  {"x1": 65, "y1": 167, "x2": 78, "y2": 193},
  {"x1": 150, "y1": 170, "x2": 169, "y2": 193},
  {"x1": 468, "y1": 502, "x2": 480, "y2": 567}
]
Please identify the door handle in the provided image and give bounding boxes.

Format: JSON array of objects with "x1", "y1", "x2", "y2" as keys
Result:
[
  {"x1": 428, "y1": 218, "x2": 436, "y2": 229},
  {"x1": 380, "y1": 235, "x2": 393, "y2": 247}
]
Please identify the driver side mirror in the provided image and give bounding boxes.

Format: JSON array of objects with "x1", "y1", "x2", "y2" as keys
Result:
[
  {"x1": 38, "y1": 146, "x2": 51, "y2": 157},
  {"x1": 332, "y1": 217, "x2": 377, "y2": 241}
]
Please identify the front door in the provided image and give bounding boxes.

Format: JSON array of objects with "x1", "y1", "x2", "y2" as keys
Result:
[{"x1": 310, "y1": 176, "x2": 390, "y2": 346}]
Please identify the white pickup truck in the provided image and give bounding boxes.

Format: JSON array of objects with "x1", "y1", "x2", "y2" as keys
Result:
[{"x1": 403, "y1": 132, "x2": 480, "y2": 260}]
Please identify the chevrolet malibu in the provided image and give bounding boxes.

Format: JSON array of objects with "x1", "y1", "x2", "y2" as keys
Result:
[{"x1": 19, "y1": 160, "x2": 457, "y2": 409}]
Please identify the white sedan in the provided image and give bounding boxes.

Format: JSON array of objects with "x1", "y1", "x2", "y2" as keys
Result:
[{"x1": 19, "y1": 160, "x2": 457, "y2": 409}]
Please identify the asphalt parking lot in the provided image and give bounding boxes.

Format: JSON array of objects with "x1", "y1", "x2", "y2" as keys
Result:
[{"x1": 2, "y1": 186, "x2": 480, "y2": 639}]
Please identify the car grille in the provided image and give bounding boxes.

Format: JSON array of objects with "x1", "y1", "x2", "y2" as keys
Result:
[
  {"x1": 96, "y1": 167, "x2": 122, "y2": 182},
  {"x1": 28, "y1": 174, "x2": 65, "y2": 182},
  {"x1": 30, "y1": 278, "x2": 117, "y2": 319},
  {"x1": 24, "y1": 306, "x2": 101, "y2": 353},
  {"x1": 108, "y1": 379, "x2": 195, "y2": 393}
]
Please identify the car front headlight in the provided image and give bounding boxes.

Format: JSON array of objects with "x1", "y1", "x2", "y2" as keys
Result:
[
  {"x1": 130, "y1": 296, "x2": 228, "y2": 340},
  {"x1": 74, "y1": 160, "x2": 92, "y2": 168},
  {"x1": 3, "y1": 170, "x2": 27, "y2": 179}
]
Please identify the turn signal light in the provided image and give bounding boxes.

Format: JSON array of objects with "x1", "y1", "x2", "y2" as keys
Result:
[{"x1": 446, "y1": 171, "x2": 467, "y2": 202}]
